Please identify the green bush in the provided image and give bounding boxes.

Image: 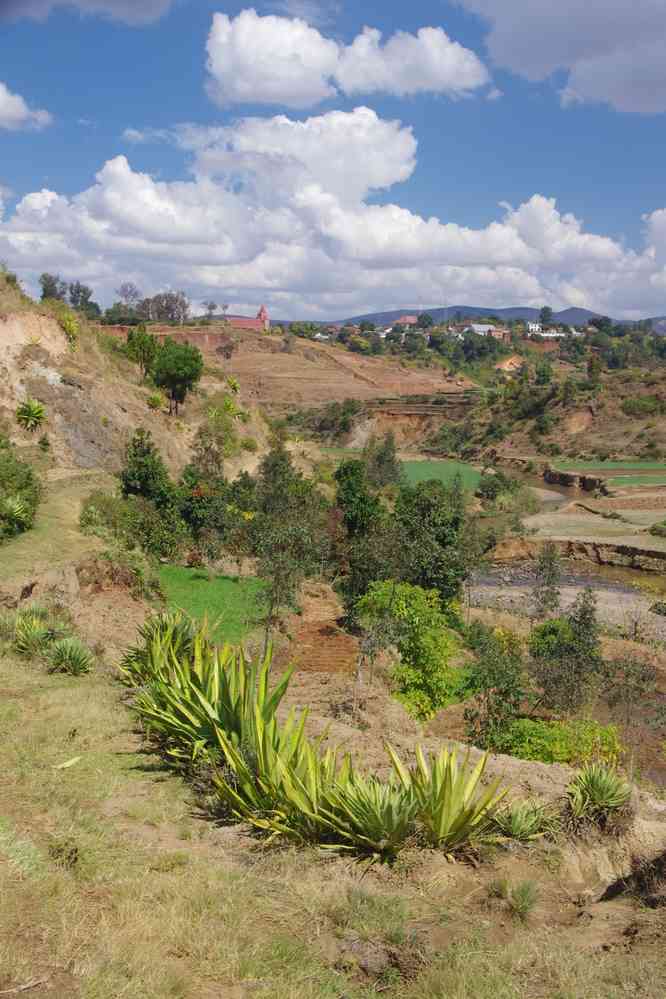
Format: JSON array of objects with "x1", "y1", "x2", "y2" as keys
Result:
[
  {"x1": 567, "y1": 763, "x2": 631, "y2": 828},
  {"x1": 15, "y1": 399, "x2": 47, "y2": 433},
  {"x1": 146, "y1": 393, "x2": 165, "y2": 411},
  {"x1": 621, "y1": 396, "x2": 662, "y2": 417},
  {"x1": 649, "y1": 520, "x2": 666, "y2": 538},
  {"x1": 45, "y1": 299, "x2": 80, "y2": 344},
  {"x1": 47, "y1": 637, "x2": 94, "y2": 675},
  {"x1": 80, "y1": 489, "x2": 189, "y2": 560},
  {"x1": 497, "y1": 717, "x2": 622, "y2": 766},
  {"x1": 0, "y1": 438, "x2": 41, "y2": 541},
  {"x1": 241, "y1": 437, "x2": 259, "y2": 452}
]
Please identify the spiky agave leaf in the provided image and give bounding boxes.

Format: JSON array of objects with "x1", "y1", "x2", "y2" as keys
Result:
[
  {"x1": 492, "y1": 799, "x2": 557, "y2": 841},
  {"x1": 15, "y1": 398, "x2": 46, "y2": 433},
  {"x1": 47, "y1": 637, "x2": 94, "y2": 675},
  {"x1": 387, "y1": 743, "x2": 507, "y2": 852},
  {"x1": 1, "y1": 495, "x2": 30, "y2": 527},
  {"x1": 567, "y1": 763, "x2": 630, "y2": 823}
]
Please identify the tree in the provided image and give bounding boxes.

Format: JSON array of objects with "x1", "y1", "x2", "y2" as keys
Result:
[
  {"x1": 532, "y1": 542, "x2": 561, "y2": 620},
  {"x1": 394, "y1": 477, "x2": 472, "y2": 604},
  {"x1": 528, "y1": 587, "x2": 604, "y2": 714},
  {"x1": 116, "y1": 282, "x2": 142, "y2": 311},
  {"x1": 203, "y1": 301, "x2": 218, "y2": 320},
  {"x1": 126, "y1": 326, "x2": 158, "y2": 380},
  {"x1": 334, "y1": 459, "x2": 382, "y2": 539},
  {"x1": 39, "y1": 272, "x2": 67, "y2": 301},
  {"x1": 251, "y1": 442, "x2": 327, "y2": 651},
  {"x1": 359, "y1": 320, "x2": 376, "y2": 333},
  {"x1": 587, "y1": 354, "x2": 602, "y2": 384},
  {"x1": 539, "y1": 306, "x2": 553, "y2": 328},
  {"x1": 357, "y1": 581, "x2": 459, "y2": 719},
  {"x1": 152, "y1": 338, "x2": 204, "y2": 415},
  {"x1": 362, "y1": 432, "x2": 402, "y2": 488},
  {"x1": 120, "y1": 428, "x2": 174, "y2": 509},
  {"x1": 417, "y1": 312, "x2": 434, "y2": 329},
  {"x1": 535, "y1": 360, "x2": 553, "y2": 385},
  {"x1": 68, "y1": 281, "x2": 93, "y2": 311},
  {"x1": 464, "y1": 626, "x2": 527, "y2": 750}
]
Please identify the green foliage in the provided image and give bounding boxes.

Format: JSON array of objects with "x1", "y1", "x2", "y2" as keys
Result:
[
  {"x1": 476, "y1": 469, "x2": 519, "y2": 502},
  {"x1": 15, "y1": 399, "x2": 46, "y2": 433},
  {"x1": 0, "y1": 438, "x2": 41, "y2": 540},
  {"x1": 152, "y1": 337, "x2": 204, "y2": 414},
  {"x1": 528, "y1": 587, "x2": 604, "y2": 713},
  {"x1": 492, "y1": 799, "x2": 556, "y2": 841},
  {"x1": 46, "y1": 299, "x2": 80, "y2": 344},
  {"x1": 496, "y1": 717, "x2": 622, "y2": 766},
  {"x1": 464, "y1": 626, "x2": 527, "y2": 750},
  {"x1": 507, "y1": 880, "x2": 538, "y2": 922},
  {"x1": 127, "y1": 615, "x2": 507, "y2": 861},
  {"x1": 126, "y1": 327, "x2": 158, "y2": 379},
  {"x1": 357, "y1": 581, "x2": 461, "y2": 719},
  {"x1": 334, "y1": 459, "x2": 382, "y2": 538},
  {"x1": 621, "y1": 396, "x2": 662, "y2": 417},
  {"x1": 99, "y1": 545, "x2": 163, "y2": 600},
  {"x1": 287, "y1": 398, "x2": 364, "y2": 440},
  {"x1": 566, "y1": 763, "x2": 631, "y2": 827},
  {"x1": 531, "y1": 541, "x2": 561, "y2": 619},
  {"x1": 120, "y1": 428, "x2": 174, "y2": 509},
  {"x1": 81, "y1": 488, "x2": 189, "y2": 559},
  {"x1": 395, "y1": 476, "x2": 474, "y2": 604},
  {"x1": 362, "y1": 431, "x2": 402, "y2": 488},
  {"x1": 241, "y1": 437, "x2": 259, "y2": 452},
  {"x1": 388, "y1": 744, "x2": 506, "y2": 851},
  {"x1": 47, "y1": 637, "x2": 94, "y2": 675}
]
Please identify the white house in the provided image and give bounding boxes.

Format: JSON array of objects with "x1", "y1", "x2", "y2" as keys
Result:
[{"x1": 527, "y1": 321, "x2": 542, "y2": 334}]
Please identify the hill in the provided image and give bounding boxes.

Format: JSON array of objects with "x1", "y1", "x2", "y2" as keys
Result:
[{"x1": 342, "y1": 305, "x2": 606, "y2": 326}]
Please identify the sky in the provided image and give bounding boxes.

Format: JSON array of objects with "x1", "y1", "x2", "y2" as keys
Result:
[{"x1": 1, "y1": 0, "x2": 666, "y2": 319}]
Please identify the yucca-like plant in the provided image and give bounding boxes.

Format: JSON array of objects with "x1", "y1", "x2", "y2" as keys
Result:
[
  {"x1": 567, "y1": 763, "x2": 631, "y2": 826},
  {"x1": 15, "y1": 399, "x2": 46, "y2": 433},
  {"x1": 493, "y1": 799, "x2": 557, "y2": 842},
  {"x1": 47, "y1": 637, "x2": 93, "y2": 675},
  {"x1": 320, "y1": 775, "x2": 417, "y2": 861},
  {"x1": 133, "y1": 630, "x2": 294, "y2": 764},
  {"x1": 388, "y1": 745, "x2": 507, "y2": 852},
  {"x1": 120, "y1": 610, "x2": 200, "y2": 687},
  {"x1": 1, "y1": 495, "x2": 30, "y2": 528},
  {"x1": 13, "y1": 612, "x2": 54, "y2": 656}
]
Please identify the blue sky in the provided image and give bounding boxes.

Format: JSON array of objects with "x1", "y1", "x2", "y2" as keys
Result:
[{"x1": 1, "y1": 1, "x2": 666, "y2": 318}]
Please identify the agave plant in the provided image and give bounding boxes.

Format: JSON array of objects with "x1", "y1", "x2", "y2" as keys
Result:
[
  {"x1": 15, "y1": 398, "x2": 47, "y2": 433},
  {"x1": 226, "y1": 376, "x2": 240, "y2": 396},
  {"x1": 1, "y1": 495, "x2": 30, "y2": 530},
  {"x1": 320, "y1": 775, "x2": 417, "y2": 861},
  {"x1": 567, "y1": 763, "x2": 631, "y2": 825},
  {"x1": 493, "y1": 798, "x2": 557, "y2": 842},
  {"x1": 119, "y1": 610, "x2": 200, "y2": 687},
  {"x1": 47, "y1": 637, "x2": 93, "y2": 675},
  {"x1": 388, "y1": 744, "x2": 507, "y2": 852}
]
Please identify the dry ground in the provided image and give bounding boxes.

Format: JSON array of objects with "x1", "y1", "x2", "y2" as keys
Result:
[{"x1": 2, "y1": 628, "x2": 666, "y2": 999}]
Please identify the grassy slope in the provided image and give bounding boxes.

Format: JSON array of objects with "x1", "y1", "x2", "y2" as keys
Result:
[
  {"x1": 157, "y1": 566, "x2": 265, "y2": 643},
  {"x1": 2, "y1": 649, "x2": 665, "y2": 998},
  {"x1": 1, "y1": 471, "x2": 114, "y2": 584}
]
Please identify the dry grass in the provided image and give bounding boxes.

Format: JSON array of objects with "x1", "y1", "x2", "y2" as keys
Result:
[{"x1": 1, "y1": 646, "x2": 666, "y2": 998}]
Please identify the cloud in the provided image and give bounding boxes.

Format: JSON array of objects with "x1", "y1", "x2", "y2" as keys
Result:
[
  {"x1": 123, "y1": 126, "x2": 172, "y2": 143},
  {"x1": 1, "y1": 105, "x2": 666, "y2": 319},
  {"x1": 458, "y1": 0, "x2": 666, "y2": 112},
  {"x1": 0, "y1": 81, "x2": 52, "y2": 130},
  {"x1": 0, "y1": 0, "x2": 174, "y2": 24},
  {"x1": 206, "y1": 9, "x2": 491, "y2": 108}
]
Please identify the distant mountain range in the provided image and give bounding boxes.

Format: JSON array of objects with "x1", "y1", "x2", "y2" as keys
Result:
[
  {"x1": 341, "y1": 305, "x2": 605, "y2": 326},
  {"x1": 272, "y1": 306, "x2": 666, "y2": 332}
]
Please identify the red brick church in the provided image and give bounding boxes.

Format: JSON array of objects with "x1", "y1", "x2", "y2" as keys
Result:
[{"x1": 226, "y1": 305, "x2": 269, "y2": 332}]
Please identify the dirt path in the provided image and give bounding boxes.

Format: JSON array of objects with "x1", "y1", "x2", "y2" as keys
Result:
[{"x1": 1, "y1": 470, "x2": 113, "y2": 585}]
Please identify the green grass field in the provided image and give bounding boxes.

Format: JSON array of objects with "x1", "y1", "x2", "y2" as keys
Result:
[
  {"x1": 607, "y1": 475, "x2": 666, "y2": 487},
  {"x1": 157, "y1": 566, "x2": 264, "y2": 643},
  {"x1": 401, "y1": 459, "x2": 481, "y2": 490},
  {"x1": 555, "y1": 459, "x2": 666, "y2": 472}
]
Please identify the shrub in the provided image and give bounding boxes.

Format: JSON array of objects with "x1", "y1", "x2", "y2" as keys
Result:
[
  {"x1": 146, "y1": 393, "x2": 165, "y2": 411},
  {"x1": 492, "y1": 799, "x2": 557, "y2": 841},
  {"x1": 99, "y1": 546, "x2": 162, "y2": 600},
  {"x1": 507, "y1": 880, "x2": 538, "y2": 922},
  {"x1": 15, "y1": 399, "x2": 46, "y2": 433},
  {"x1": 497, "y1": 717, "x2": 622, "y2": 766},
  {"x1": 621, "y1": 396, "x2": 662, "y2": 417},
  {"x1": 241, "y1": 437, "x2": 259, "y2": 453},
  {"x1": 566, "y1": 763, "x2": 631, "y2": 828},
  {"x1": 47, "y1": 637, "x2": 94, "y2": 675},
  {"x1": 45, "y1": 300, "x2": 80, "y2": 344},
  {"x1": 12, "y1": 606, "x2": 70, "y2": 657}
]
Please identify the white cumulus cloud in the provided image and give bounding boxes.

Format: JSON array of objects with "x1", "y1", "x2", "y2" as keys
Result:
[
  {"x1": 458, "y1": 0, "x2": 666, "y2": 112},
  {"x1": 206, "y1": 9, "x2": 491, "y2": 108},
  {"x1": 2, "y1": 105, "x2": 666, "y2": 319},
  {"x1": 0, "y1": 81, "x2": 52, "y2": 131}
]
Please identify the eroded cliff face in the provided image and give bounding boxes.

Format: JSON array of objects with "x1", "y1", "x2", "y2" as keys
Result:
[{"x1": 492, "y1": 536, "x2": 666, "y2": 572}]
